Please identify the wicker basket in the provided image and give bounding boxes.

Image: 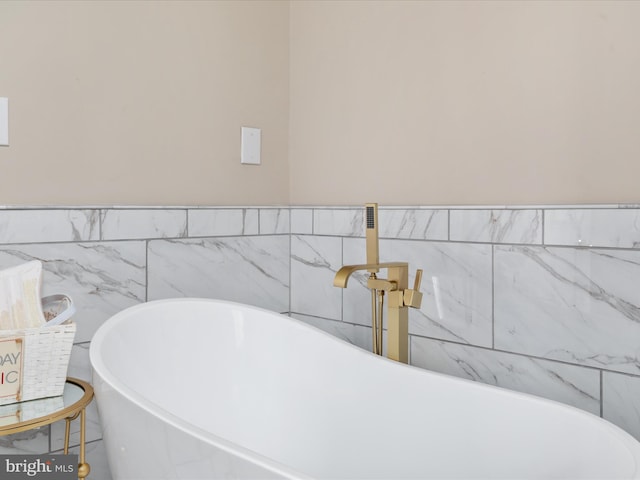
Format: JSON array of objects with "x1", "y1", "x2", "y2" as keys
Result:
[{"x1": 0, "y1": 295, "x2": 76, "y2": 406}]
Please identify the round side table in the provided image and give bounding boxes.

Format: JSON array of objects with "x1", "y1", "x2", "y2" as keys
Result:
[{"x1": 0, "y1": 377, "x2": 94, "y2": 479}]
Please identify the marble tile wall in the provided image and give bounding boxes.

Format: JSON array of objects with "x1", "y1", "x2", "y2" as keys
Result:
[
  {"x1": 0, "y1": 206, "x2": 290, "y2": 479},
  {"x1": 289, "y1": 205, "x2": 640, "y2": 443},
  {"x1": 3, "y1": 204, "x2": 640, "y2": 478}
]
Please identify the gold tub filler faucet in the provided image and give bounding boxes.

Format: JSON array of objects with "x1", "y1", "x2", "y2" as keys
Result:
[{"x1": 333, "y1": 203, "x2": 423, "y2": 363}]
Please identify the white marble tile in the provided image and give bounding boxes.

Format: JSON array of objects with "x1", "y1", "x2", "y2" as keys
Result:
[
  {"x1": 450, "y1": 209, "x2": 542, "y2": 244},
  {"x1": 0, "y1": 242, "x2": 146, "y2": 342},
  {"x1": 0, "y1": 210, "x2": 99, "y2": 244},
  {"x1": 65, "y1": 440, "x2": 113, "y2": 480},
  {"x1": 314, "y1": 208, "x2": 363, "y2": 237},
  {"x1": 291, "y1": 209, "x2": 313, "y2": 234},
  {"x1": 0, "y1": 426, "x2": 49, "y2": 454},
  {"x1": 314, "y1": 208, "x2": 448, "y2": 240},
  {"x1": 67, "y1": 343, "x2": 92, "y2": 382},
  {"x1": 147, "y1": 236, "x2": 289, "y2": 312},
  {"x1": 260, "y1": 208, "x2": 290, "y2": 234},
  {"x1": 313, "y1": 206, "x2": 449, "y2": 240},
  {"x1": 495, "y1": 245, "x2": 640, "y2": 374},
  {"x1": 342, "y1": 238, "x2": 493, "y2": 347},
  {"x1": 51, "y1": 400, "x2": 102, "y2": 452},
  {"x1": 100, "y1": 209, "x2": 186, "y2": 240},
  {"x1": 411, "y1": 337, "x2": 601, "y2": 415},
  {"x1": 188, "y1": 208, "x2": 259, "y2": 237},
  {"x1": 290, "y1": 235, "x2": 343, "y2": 320},
  {"x1": 244, "y1": 209, "x2": 259, "y2": 235},
  {"x1": 51, "y1": 344, "x2": 102, "y2": 450},
  {"x1": 290, "y1": 314, "x2": 372, "y2": 352},
  {"x1": 545, "y1": 209, "x2": 640, "y2": 248},
  {"x1": 603, "y1": 372, "x2": 640, "y2": 441},
  {"x1": 379, "y1": 209, "x2": 448, "y2": 240}
]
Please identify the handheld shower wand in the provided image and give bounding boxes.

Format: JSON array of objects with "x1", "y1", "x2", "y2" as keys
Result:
[
  {"x1": 365, "y1": 203, "x2": 379, "y2": 273},
  {"x1": 365, "y1": 203, "x2": 383, "y2": 355}
]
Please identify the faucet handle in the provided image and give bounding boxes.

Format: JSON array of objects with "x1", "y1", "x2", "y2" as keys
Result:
[
  {"x1": 404, "y1": 269, "x2": 423, "y2": 309},
  {"x1": 413, "y1": 269, "x2": 423, "y2": 292}
]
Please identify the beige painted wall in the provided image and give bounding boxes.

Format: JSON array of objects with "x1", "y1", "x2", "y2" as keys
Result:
[
  {"x1": 3, "y1": 1, "x2": 640, "y2": 206},
  {"x1": 290, "y1": 1, "x2": 640, "y2": 206},
  {"x1": 0, "y1": 1, "x2": 289, "y2": 206}
]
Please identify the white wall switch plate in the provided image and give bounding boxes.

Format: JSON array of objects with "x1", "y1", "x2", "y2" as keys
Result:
[
  {"x1": 0, "y1": 98, "x2": 8, "y2": 146},
  {"x1": 241, "y1": 126, "x2": 261, "y2": 165}
]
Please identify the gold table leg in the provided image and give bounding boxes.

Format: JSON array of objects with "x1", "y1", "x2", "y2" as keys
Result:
[
  {"x1": 64, "y1": 409, "x2": 91, "y2": 479},
  {"x1": 78, "y1": 408, "x2": 90, "y2": 479},
  {"x1": 64, "y1": 418, "x2": 71, "y2": 454}
]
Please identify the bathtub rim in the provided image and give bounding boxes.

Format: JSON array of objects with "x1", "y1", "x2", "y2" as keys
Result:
[
  {"x1": 90, "y1": 298, "x2": 314, "y2": 480},
  {"x1": 90, "y1": 297, "x2": 640, "y2": 479}
]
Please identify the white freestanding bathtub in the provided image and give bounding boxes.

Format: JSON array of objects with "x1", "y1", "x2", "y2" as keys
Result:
[{"x1": 90, "y1": 298, "x2": 640, "y2": 479}]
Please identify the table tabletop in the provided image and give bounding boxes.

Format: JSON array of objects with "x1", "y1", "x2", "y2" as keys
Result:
[{"x1": 0, "y1": 377, "x2": 94, "y2": 435}]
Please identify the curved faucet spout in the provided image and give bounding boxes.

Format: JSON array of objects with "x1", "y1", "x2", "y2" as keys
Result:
[{"x1": 333, "y1": 262, "x2": 408, "y2": 288}]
